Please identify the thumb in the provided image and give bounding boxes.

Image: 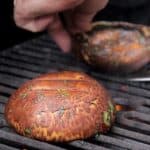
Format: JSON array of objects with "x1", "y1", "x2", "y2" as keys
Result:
[{"x1": 68, "y1": 0, "x2": 109, "y2": 33}]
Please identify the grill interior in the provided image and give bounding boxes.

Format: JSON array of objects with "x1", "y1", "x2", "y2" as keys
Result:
[{"x1": 0, "y1": 34, "x2": 150, "y2": 150}]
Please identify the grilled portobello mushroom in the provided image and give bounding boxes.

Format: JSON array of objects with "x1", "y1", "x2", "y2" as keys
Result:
[
  {"x1": 73, "y1": 21, "x2": 150, "y2": 73},
  {"x1": 5, "y1": 71, "x2": 115, "y2": 142}
]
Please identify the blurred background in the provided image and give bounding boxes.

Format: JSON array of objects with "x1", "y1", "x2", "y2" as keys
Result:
[{"x1": 0, "y1": 0, "x2": 150, "y2": 50}]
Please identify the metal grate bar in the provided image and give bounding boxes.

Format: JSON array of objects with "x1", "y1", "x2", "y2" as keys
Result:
[
  {"x1": 97, "y1": 135, "x2": 150, "y2": 150},
  {"x1": 0, "y1": 85, "x2": 15, "y2": 96},
  {"x1": 136, "y1": 106, "x2": 150, "y2": 114},
  {"x1": 0, "y1": 96, "x2": 8, "y2": 104},
  {"x1": 12, "y1": 44, "x2": 73, "y2": 57},
  {"x1": 1, "y1": 52, "x2": 85, "y2": 73},
  {"x1": 110, "y1": 90, "x2": 150, "y2": 104},
  {"x1": 0, "y1": 144, "x2": 18, "y2": 150},
  {"x1": 22, "y1": 36, "x2": 57, "y2": 50},
  {"x1": 112, "y1": 126, "x2": 150, "y2": 144},
  {"x1": 91, "y1": 72, "x2": 150, "y2": 90},
  {"x1": 116, "y1": 111, "x2": 150, "y2": 133},
  {"x1": 0, "y1": 130, "x2": 66, "y2": 150},
  {"x1": 69, "y1": 141, "x2": 110, "y2": 150},
  {"x1": 127, "y1": 111, "x2": 150, "y2": 123},
  {"x1": 2, "y1": 52, "x2": 46, "y2": 65},
  {"x1": 0, "y1": 116, "x2": 7, "y2": 128},
  {"x1": 0, "y1": 74, "x2": 28, "y2": 88},
  {"x1": 12, "y1": 48, "x2": 50, "y2": 59},
  {"x1": 1, "y1": 57, "x2": 46, "y2": 73},
  {"x1": 0, "y1": 64, "x2": 40, "y2": 78},
  {"x1": 0, "y1": 104, "x2": 4, "y2": 114},
  {"x1": 101, "y1": 80, "x2": 150, "y2": 98},
  {"x1": 11, "y1": 47, "x2": 76, "y2": 64}
]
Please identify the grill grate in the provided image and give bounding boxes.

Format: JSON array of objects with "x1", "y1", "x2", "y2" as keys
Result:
[{"x1": 0, "y1": 34, "x2": 150, "y2": 150}]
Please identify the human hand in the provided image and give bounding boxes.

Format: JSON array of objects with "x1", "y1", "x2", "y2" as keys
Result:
[{"x1": 14, "y1": 0, "x2": 108, "y2": 52}]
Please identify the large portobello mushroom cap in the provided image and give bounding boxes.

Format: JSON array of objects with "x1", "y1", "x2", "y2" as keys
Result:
[
  {"x1": 73, "y1": 21, "x2": 150, "y2": 73},
  {"x1": 5, "y1": 71, "x2": 115, "y2": 142}
]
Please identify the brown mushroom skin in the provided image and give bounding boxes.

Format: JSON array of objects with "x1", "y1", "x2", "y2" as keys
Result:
[
  {"x1": 5, "y1": 71, "x2": 115, "y2": 142},
  {"x1": 73, "y1": 21, "x2": 150, "y2": 73}
]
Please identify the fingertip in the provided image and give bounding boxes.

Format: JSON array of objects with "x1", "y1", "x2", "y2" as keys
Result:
[
  {"x1": 58, "y1": 33, "x2": 72, "y2": 53},
  {"x1": 47, "y1": 15, "x2": 72, "y2": 52},
  {"x1": 50, "y1": 30, "x2": 72, "y2": 53}
]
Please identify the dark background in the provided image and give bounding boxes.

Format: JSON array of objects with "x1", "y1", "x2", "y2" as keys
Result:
[
  {"x1": 0, "y1": 0, "x2": 40, "y2": 50},
  {"x1": 0, "y1": 0, "x2": 150, "y2": 50}
]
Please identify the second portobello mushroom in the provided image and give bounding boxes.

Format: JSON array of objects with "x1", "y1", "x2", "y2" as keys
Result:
[{"x1": 73, "y1": 21, "x2": 150, "y2": 73}]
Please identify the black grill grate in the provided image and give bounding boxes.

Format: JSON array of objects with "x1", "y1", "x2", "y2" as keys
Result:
[{"x1": 0, "y1": 34, "x2": 150, "y2": 150}]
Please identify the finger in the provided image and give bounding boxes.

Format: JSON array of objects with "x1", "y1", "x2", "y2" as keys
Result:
[
  {"x1": 14, "y1": 0, "x2": 84, "y2": 32},
  {"x1": 63, "y1": 10, "x2": 91, "y2": 34},
  {"x1": 14, "y1": 15, "x2": 54, "y2": 32},
  {"x1": 67, "y1": 0, "x2": 109, "y2": 33},
  {"x1": 14, "y1": 0, "x2": 84, "y2": 19},
  {"x1": 48, "y1": 15, "x2": 71, "y2": 52},
  {"x1": 75, "y1": 0, "x2": 109, "y2": 14}
]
